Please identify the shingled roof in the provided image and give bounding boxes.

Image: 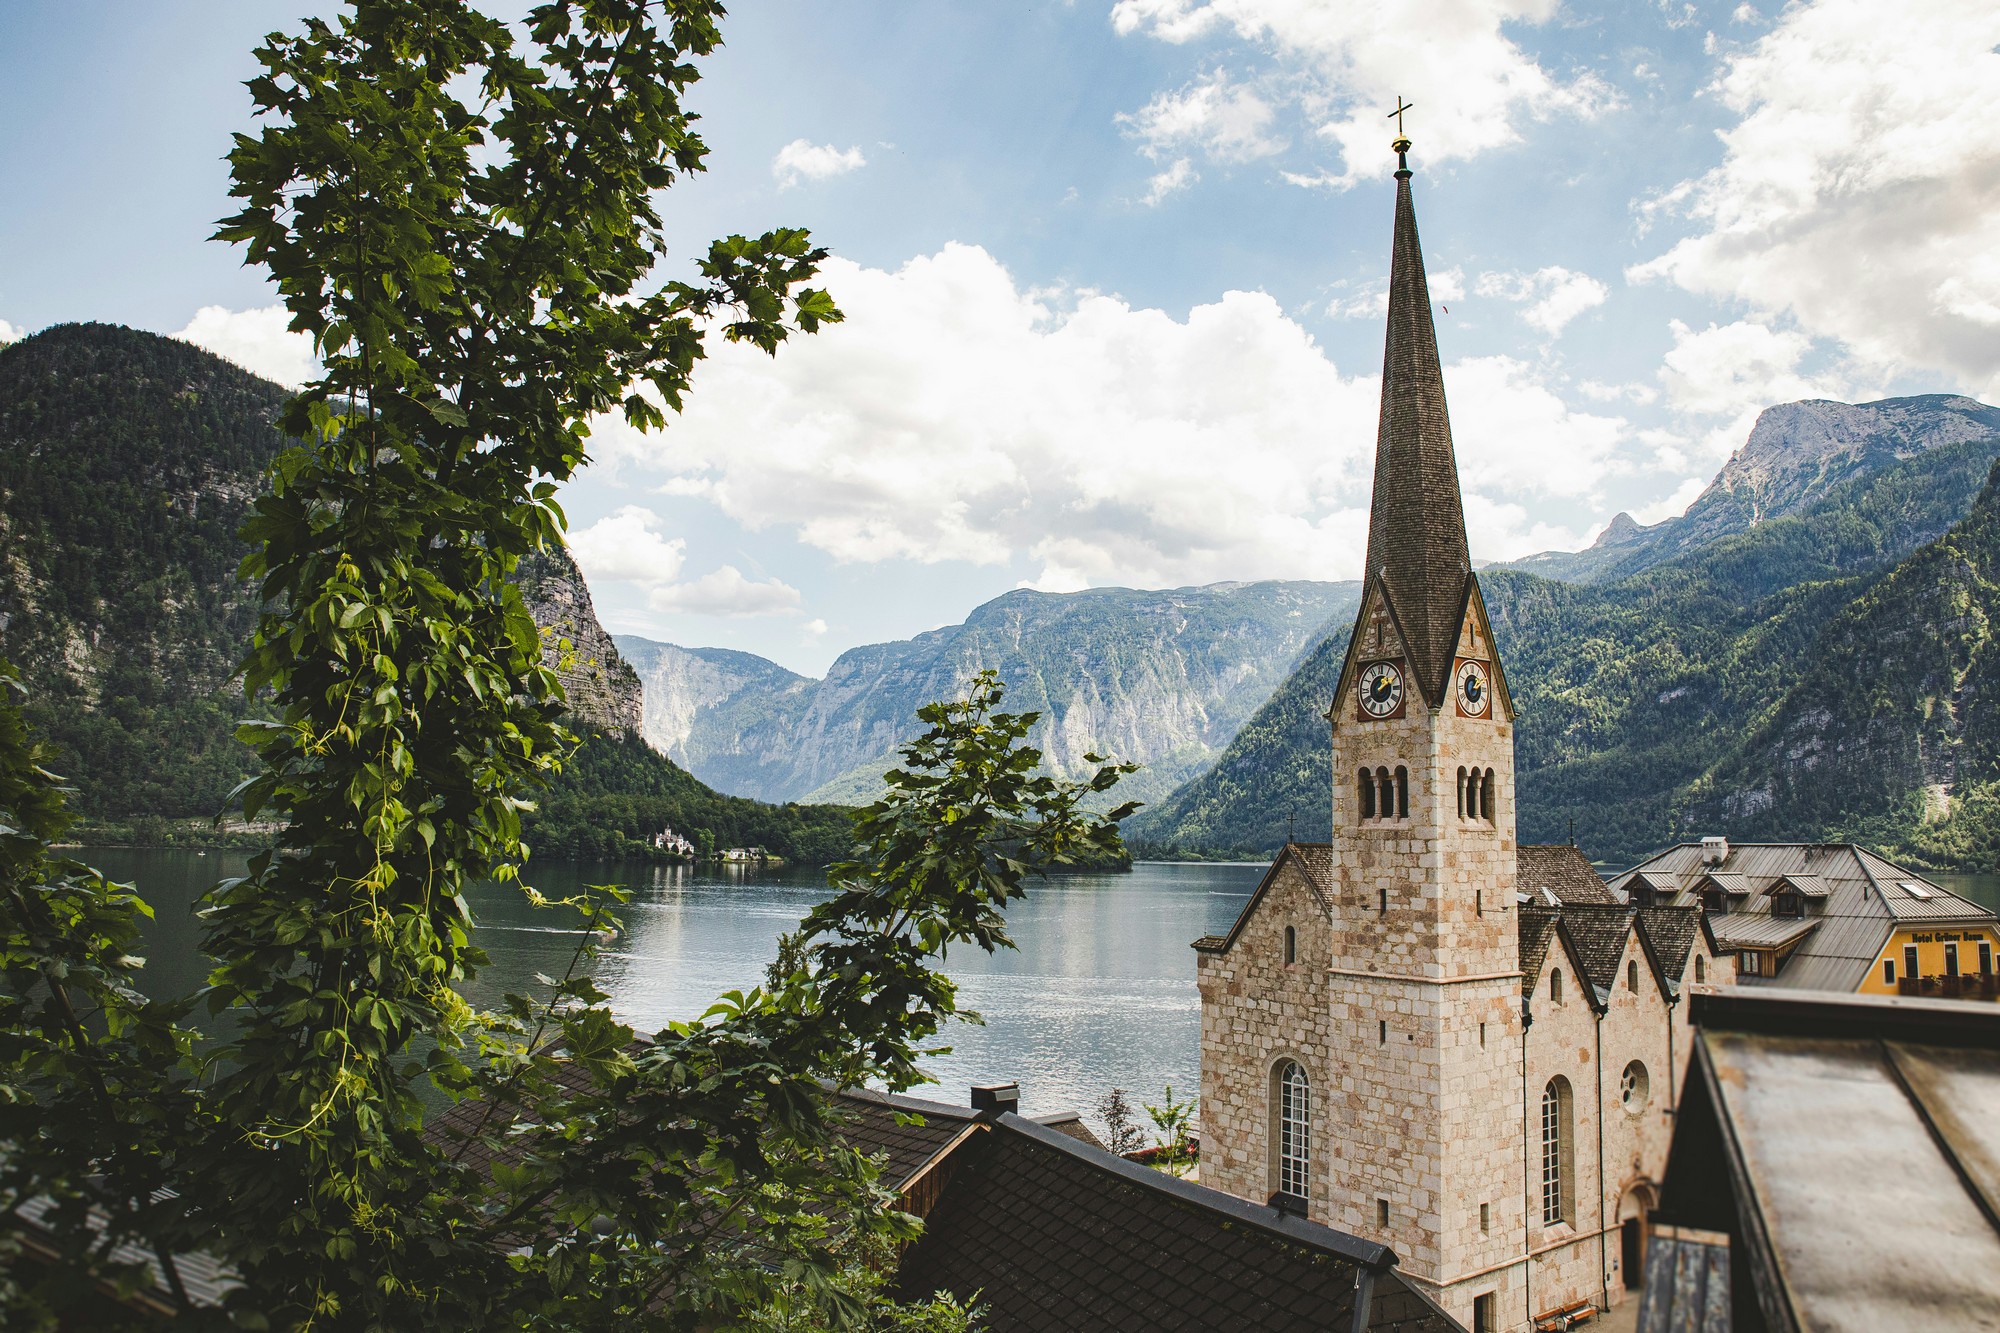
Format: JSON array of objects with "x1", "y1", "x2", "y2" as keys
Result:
[
  {"x1": 1557, "y1": 904, "x2": 1639, "y2": 999},
  {"x1": 1517, "y1": 844, "x2": 1617, "y2": 905},
  {"x1": 896, "y1": 1113, "x2": 1459, "y2": 1333},
  {"x1": 1362, "y1": 156, "x2": 1472, "y2": 708}
]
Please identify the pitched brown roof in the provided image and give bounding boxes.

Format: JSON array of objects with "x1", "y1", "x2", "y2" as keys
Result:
[
  {"x1": 1558, "y1": 904, "x2": 1638, "y2": 998},
  {"x1": 1634, "y1": 905, "x2": 1704, "y2": 988},
  {"x1": 1517, "y1": 844, "x2": 1616, "y2": 905},
  {"x1": 1518, "y1": 907, "x2": 1562, "y2": 997},
  {"x1": 1362, "y1": 158, "x2": 1471, "y2": 707},
  {"x1": 895, "y1": 1114, "x2": 1459, "y2": 1333}
]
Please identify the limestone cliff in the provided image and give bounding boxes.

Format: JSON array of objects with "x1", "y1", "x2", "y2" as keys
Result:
[
  {"x1": 619, "y1": 580, "x2": 1360, "y2": 810},
  {"x1": 518, "y1": 546, "x2": 642, "y2": 736}
]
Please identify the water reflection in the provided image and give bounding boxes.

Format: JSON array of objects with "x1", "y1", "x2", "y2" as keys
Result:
[{"x1": 90, "y1": 848, "x2": 1265, "y2": 1123}]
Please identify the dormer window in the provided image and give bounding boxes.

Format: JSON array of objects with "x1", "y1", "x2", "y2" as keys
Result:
[{"x1": 1773, "y1": 892, "x2": 1804, "y2": 920}]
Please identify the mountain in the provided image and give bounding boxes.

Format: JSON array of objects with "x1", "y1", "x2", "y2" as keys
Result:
[
  {"x1": 1136, "y1": 411, "x2": 2000, "y2": 866},
  {"x1": 1501, "y1": 395, "x2": 2000, "y2": 585},
  {"x1": 618, "y1": 580, "x2": 1361, "y2": 811},
  {"x1": 0, "y1": 323, "x2": 848, "y2": 862}
]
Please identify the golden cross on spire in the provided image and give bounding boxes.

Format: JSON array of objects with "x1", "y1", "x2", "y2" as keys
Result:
[{"x1": 1387, "y1": 96, "x2": 1416, "y2": 137}]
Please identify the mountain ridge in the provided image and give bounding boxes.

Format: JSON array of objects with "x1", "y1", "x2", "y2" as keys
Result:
[{"x1": 617, "y1": 579, "x2": 1361, "y2": 810}]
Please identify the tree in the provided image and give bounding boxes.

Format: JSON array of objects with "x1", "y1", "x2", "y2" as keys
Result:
[
  {"x1": 1143, "y1": 1086, "x2": 1199, "y2": 1179},
  {"x1": 2, "y1": 2, "x2": 1137, "y2": 1329},
  {"x1": 1095, "y1": 1087, "x2": 1147, "y2": 1158}
]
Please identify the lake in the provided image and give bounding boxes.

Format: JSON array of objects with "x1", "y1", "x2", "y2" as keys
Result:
[{"x1": 84, "y1": 847, "x2": 1267, "y2": 1125}]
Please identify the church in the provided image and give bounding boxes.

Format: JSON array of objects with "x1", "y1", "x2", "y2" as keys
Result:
[{"x1": 1192, "y1": 133, "x2": 1732, "y2": 1333}]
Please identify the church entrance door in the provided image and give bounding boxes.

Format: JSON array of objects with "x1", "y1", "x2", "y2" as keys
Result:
[{"x1": 1617, "y1": 1184, "x2": 1655, "y2": 1290}]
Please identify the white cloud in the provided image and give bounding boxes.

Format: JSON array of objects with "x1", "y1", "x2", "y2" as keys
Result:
[
  {"x1": 647, "y1": 565, "x2": 802, "y2": 617},
  {"x1": 1111, "y1": 0, "x2": 1619, "y2": 186},
  {"x1": 172, "y1": 305, "x2": 320, "y2": 389},
  {"x1": 569, "y1": 506, "x2": 687, "y2": 588},
  {"x1": 803, "y1": 618, "x2": 829, "y2": 637},
  {"x1": 1632, "y1": 475, "x2": 1707, "y2": 525},
  {"x1": 0, "y1": 318, "x2": 22, "y2": 345},
  {"x1": 1120, "y1": 70, "x2": 1285, "y2": 163},
  {"x1": 1143, "y1": 157, "x2": 1198, "y2": 205},
  {"x1": 593, "y1": 243, "x2": 1632, "y2": 582},
  {"x1": 771, "y1": 139, "x2": 867, "y2": 189},
  {"x1": 1656, "y1": 318, "x2": 1854, "y2": 465},
  {"x1": 570, "y1": 506, "x2": 799, "y2": 619},
  {"x1": 1630, "y1": 0, "x2": 2000, "y2": 398},
  {"x1": 1328, "y1": 266, "x2": 1461, "y2": 319},
  {"x1": 1476, "y1": 266, "x2": 1610, "y2": 337}
]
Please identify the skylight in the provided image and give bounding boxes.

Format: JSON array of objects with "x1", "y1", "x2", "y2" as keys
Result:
[{"x1": 1899, "y1": 881, "x2": 1933, "y2": 900}]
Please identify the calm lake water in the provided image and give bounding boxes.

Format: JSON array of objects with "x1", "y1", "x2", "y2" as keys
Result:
[
  {"x1": 85, "y1": 848, "x2": 1266, "y2": 1124},
  {"x1": 78, "y1": 847, "x2": 2000, "y2": 1129}
]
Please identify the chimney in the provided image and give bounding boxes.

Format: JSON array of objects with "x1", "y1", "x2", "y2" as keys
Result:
[
  {"x1": 1700, "y1": 836, "x2": 1729, "y2": 865},
  {"x1": 970, "y1": 1082, "x2": 1020, "y2": 1118}
]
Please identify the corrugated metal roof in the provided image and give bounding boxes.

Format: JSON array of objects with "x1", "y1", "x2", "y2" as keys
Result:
[
  {"x1": 1608, "y1": 843, "x2": 1995, "y2": 995},
  {"x1": 1712, "y1": 917, "x2": 1818, "y2": 950},
  {"x1": 1774, "y1": 873, "x2": 1830, "y2": 898}
]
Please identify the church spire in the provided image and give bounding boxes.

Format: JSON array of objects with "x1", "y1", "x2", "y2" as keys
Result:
[{"x1": 1361, "y1": 132, "x2": 1470, "y2": 709}]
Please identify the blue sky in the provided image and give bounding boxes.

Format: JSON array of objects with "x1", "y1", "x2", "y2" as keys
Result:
[{"x1": 5, "y1": 1, "x2": 1998, "y2": 674}]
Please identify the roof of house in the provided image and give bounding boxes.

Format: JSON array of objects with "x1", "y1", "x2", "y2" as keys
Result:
[
  {"x1": 1657, "y1": 988, "x2": 2000, "y2": 1331},
  {"x1": 895, "y1": 1112, "x2": 1460, "y2": 1333},
  {"x1": 1606, "y1": 842, "x2": 1997, "y2": 993},
  {"x1": 1517, "y1": 844, "x2": 1617, "y2": 905}
]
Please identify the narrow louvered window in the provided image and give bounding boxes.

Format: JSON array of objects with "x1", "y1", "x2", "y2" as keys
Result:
[
  {"x1": 1278, "y1": 1062, "x2": 1310, "y2": 1202},
  {"x1": 1359, "y1": 770, "x2": 1376, "y2": 820}
]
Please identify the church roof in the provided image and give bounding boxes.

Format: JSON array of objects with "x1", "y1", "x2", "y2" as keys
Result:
[
  {"x1": 1556, "y1": 904, "x2": 1639, "y2": 1000},
  {"x1": 1361, "y1": 153, "x2": 1472, "y2": 707},
  {"x1": 1634, "y1": 905, "x2": 1707, "y2": 988},
  {"x1": 1518, "y1": 908, "x2": 1563, "y2": 998},
  {"x1": 1517, "y1": 844, "x2": 1616, "y2": 905}
]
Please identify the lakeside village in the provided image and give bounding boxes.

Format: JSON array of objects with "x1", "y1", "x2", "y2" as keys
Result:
[
  {"x1": 14, "y1": 139, "x2": 2000, "y2": 1333},
  {"x1": 646, "y1": 826, "x2": 783, "y2": 866}
]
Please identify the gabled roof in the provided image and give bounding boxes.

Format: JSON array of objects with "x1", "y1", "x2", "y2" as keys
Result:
[
  {"x1": 1194, "y1": 842, "x2": 1335, "y2": 955},
  {"x1": 896, "y1": 1112, "x2": 1461, "y2": 1333},
  {"x1": 1634, "y1": 905, "x2": 1707, "y2": 991},
  {"x1": 1607, "y1": 842, "x2": 1998, "y2": 994},
  {"x1": 1518, "y1": 908, "x2": 1562, "y2": 999},
  {"x1": 1712, "y1": 916, "x2": 1819, "y2": 951},
  {"x1": 1517, "y1": 844, "x2": 1617, "y2": 905},
  {"x1": 1557, "y1": 904, "x2": 1639, "y2": 1001},
  {"x1": 1358, "y1": 155, "x2": 1473, "y2": 709}
]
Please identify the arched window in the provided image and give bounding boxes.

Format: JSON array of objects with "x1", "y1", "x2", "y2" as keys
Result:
[
  {"x1": 1456, "y1": 766, "x2": 1468, "y2": 818},
  {"x1": 1394, "y1": 766, "x2": 1409, "y2": 819},
  {"x1": 1481, "y1": 770, "x2": 1496, "y2": 824},
  {"x1": 1284, "y1": 925, "x2": 1297, "y2": 965},
  {"x1": 1466, "y1": 768, "x2": 1483, "y2": 821},
  {"x1": 1359, "y1": 770, "x2": 1375, "y2": 821},
  {"x1": 1550, "y1": 968, "x2": 1564, "y2": 1004},
  {"x1": 1628, "y1": 959, "x2": 1639, "y2": 991},
  {"x1": 1694, "y1": 955, "x2": 1707, "y2": 984},
  {"x1": 1376, "y1": 767, "x2": 1394, "y2": 820},
  {"x1": 1541, "y1": 1077, "x2": 1574, "y2": 1226},
  {"x1": 1277, "y1": 1061, "x2": 1311, "y2": 1203}
]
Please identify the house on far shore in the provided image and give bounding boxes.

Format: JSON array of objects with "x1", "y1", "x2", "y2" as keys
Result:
[
  {"x1": 1607, "y1": 839, "x2": 2000, "y2": 1001},
  {"x1": 720, "y1": 845, "x2": 780, "y2": 864}
]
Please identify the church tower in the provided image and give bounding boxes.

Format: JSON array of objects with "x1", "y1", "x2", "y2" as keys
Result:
[
  {"x1": 1320, "y1": 130, "x2": 1525, "y2": 1316},
  {"x1": 1193, "y1": 131, "x2": 1531, "y2": 1332}
]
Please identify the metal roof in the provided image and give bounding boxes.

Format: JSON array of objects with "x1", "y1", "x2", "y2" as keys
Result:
[
  {"x1": 1606, "y1": 843, "x2": 1996, "y2": 994},
  {"x1": 1711, "y1": 916, "x2": 1819, "y2": 950},
  {"x1": 1658, "y1": 990, "x2": 2000, "y2": 1333}
]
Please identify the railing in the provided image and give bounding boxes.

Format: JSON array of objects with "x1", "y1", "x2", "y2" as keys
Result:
[{"x1": 1898, "y1": 973, "x2": 2000, "y2": 1001}]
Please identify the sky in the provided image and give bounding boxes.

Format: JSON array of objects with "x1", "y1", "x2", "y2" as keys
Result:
[{"x1": 4, "y1": 2, "x2": 1999, "y2": 675}]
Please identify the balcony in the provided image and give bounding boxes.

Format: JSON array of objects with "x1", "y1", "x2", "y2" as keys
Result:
[{"x1": 1898, "y1": 972, "x2": 2000, "y2": 1001}]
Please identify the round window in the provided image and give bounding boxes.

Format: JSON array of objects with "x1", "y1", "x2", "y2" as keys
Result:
[{"x1": 1620, "y1": 1061, "x2": 1650, "y2": 1114}]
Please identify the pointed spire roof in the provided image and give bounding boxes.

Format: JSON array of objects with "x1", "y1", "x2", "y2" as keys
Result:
[{"x1": 1361, "y1": 143, "x2": 1471, "y2": 707}]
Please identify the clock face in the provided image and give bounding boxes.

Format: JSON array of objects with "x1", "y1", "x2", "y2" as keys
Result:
[
  {"x1": 1457, "y1": 660, "x2": 1490, "y2": 717},
  {"x1": 1358, "y1": 661, "x2": 1404, "y2": 718}
]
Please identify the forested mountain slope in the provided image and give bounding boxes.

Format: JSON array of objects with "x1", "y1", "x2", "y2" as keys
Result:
[
  {"x1": 0, "y1": 323, "x2": 849, "y2": 861},
  {"x1": 619, "y1": 580, "x2": 1360, "y2": 810},
  {"x1": 1135, "y1": 428, "x2": 2000, "y2": 866},
  {"x1": 1501, "y1": 395, "x2": 2000, "y2": 585}
]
